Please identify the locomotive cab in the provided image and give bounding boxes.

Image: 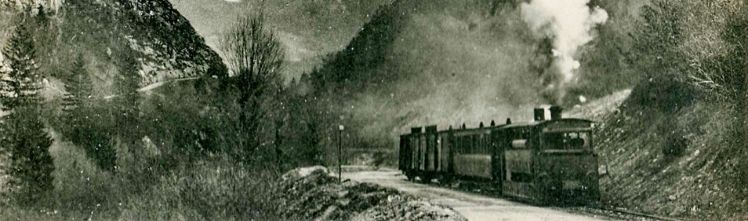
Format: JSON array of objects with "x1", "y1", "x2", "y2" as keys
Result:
[{"x1": 535, "y1": 119, "x2": 600, "y2": 203}]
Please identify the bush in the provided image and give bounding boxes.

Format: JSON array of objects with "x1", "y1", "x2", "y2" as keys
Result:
[
  {"x1": 630, "y1": 0, "x2": 746, "y2": 102},
  {"x1": 7, "y1": 137, "x2": 286, "y2": 220},
  {"x1": 626, "y1": 75, "x2": 699, "y2": 114},
  {"x1": 663, "y1": 131, "x2": 687, "y2": 157},
  {"x1": 47, "y1": 137, "x2": 119, "y2": 217},
  {"x1": 120, "y1": 158, "x2": 282, "y2": 220}
]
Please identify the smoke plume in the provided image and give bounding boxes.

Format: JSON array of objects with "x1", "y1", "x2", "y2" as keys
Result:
[
  {"x1": 341, "y1": 2, "x2": 547, "y2": 142},
  {"x1": 520, "y1": 0, "x2": 608, "y2": 104}
]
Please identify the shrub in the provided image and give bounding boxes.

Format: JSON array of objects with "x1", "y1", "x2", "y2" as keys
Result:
[
  {"x1": 120, "y1": 157, "x2": 282, "y2": 220},
  {"x1": 663, "y1": 131, "x2": 687, "y2": 157},
  {"x1": 48, "y1": 137, "x2": 119, "y2": 217}
]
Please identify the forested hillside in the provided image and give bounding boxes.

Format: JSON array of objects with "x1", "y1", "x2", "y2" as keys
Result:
[{"x1": 0, "y1": 0, "x2": 295, "y2": 220}]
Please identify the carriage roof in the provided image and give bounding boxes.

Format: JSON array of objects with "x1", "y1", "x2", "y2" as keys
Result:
[{"x1": 403, "y1": 118, "x2": 594, "y2": 137}]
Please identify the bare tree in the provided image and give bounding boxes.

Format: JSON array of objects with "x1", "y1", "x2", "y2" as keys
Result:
[{"x1": 221, "y1": 13, "x2": 285, "y2": 161}]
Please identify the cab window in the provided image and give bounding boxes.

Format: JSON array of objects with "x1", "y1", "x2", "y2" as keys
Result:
[{"x1": 542, "y1": 132, "x2": 590, "y2": 149}]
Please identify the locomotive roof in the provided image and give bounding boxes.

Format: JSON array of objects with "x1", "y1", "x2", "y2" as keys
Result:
[{"x1": 501, "y1": 118, "x2": 593, "y2": 129}]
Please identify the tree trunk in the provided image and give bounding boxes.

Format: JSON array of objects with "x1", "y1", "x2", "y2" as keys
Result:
[
  {"x1": 741, "y1": 20, "x2": 748, "y2": 192},
  {"x1": 275, "y1": 125, "x2": 282, "y2": 172},
  {"x1": 743, "y1": 18, "x2": 748, "y2": 150}
]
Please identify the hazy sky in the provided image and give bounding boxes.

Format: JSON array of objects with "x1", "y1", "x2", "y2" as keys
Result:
[{"x1": 169, "y1": 0, "x2": 390, "y2": 81}]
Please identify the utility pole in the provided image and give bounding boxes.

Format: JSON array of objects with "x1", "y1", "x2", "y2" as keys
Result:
[{"x1": 338, "y1": 124, "x2": 344, "y2": 183}]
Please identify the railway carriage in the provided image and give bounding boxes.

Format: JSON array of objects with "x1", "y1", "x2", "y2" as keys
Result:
[
  {"x1": 399, "y1": 106, "x2": 601, "y2": 204},
  {"x1": 452, "y1": 126, "x2": 493, "y2": 180}
]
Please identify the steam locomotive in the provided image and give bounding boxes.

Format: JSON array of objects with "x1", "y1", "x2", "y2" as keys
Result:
[{"x1": 398, "y1": 106, "x2": 601, "y2": 204}]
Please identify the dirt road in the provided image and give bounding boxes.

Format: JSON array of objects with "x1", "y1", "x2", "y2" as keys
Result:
[{"x1": 342, "y1": 169, "x2": 615, "y2": 221}]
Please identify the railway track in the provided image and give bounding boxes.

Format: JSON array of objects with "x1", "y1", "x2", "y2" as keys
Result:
[
  {"x1": 408, "y1": 176, "x2": 685, "y2": 221},
  {"x1": 562, "y1": 205, "x2": 686, "y2": 221},
  {"x1": 340, "y1": 167, "x2": 689, "y2": 220}
]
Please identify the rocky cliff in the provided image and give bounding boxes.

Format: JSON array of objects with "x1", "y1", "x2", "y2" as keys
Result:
[{"x1": 0, "y1": 0, "x2": 226, "y2": 95}]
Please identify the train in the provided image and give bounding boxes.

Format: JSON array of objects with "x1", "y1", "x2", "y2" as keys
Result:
[{"x1": 398, "y1": 106, "x2": 601, "y2": 204}]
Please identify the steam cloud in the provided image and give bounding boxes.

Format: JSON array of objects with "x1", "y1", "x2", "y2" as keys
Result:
[
  {"x1": 346, "y1": 3, "x2": 548, "y2": 142},
  {"x1": 323, "y1": 1, "x2": 609, "y2": 145},
  {"x1": 520, "y1": 0, "x2": 608, "y2": 104}
]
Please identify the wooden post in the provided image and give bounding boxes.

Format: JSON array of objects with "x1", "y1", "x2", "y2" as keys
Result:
[{"x1": 338, "y1": 125, "x2": 344, "y2": 183}]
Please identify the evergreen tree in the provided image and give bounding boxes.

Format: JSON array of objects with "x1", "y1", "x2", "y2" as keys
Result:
[
  {"x1": 35, "y1": 5, "x2": 48, "y2": 25},
  {"x1": 60, "y1": 54, "x2": 115, "y2": 171},
  {"x1": 4, "y1": 106, "x2": 54, "y2": 204},
  {"x1": 33, "y1": 4, "x2": 56, "y2": 73},
  {"x1": 0, "y1": 16, "x2": 41, "y2": 111},
  {"x1": 62, "y1": 54, "x2": 93, "y2": 124},
  {"x1": 0, "y1": 13, "x2": 54, "y2": 204},
  {"x1": 292, "y1": 95, "x2": 323, "y2": 166},
  {"x1": 301, "y1": 111, "x2": 323, "y2": 165},
  {"x1": 112, "y1": 47, "x2": 142, "y2": 140}
]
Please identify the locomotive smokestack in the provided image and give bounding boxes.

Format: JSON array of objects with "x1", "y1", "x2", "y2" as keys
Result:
[
  {"x1": 550, "y1": 105, "x2": 563, "y2": 120},
  {"x1": 534, "y1": 108, "x2": 545, "y2": 121}
]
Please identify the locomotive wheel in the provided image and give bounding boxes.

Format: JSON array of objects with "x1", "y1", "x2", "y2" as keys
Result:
[
  {"x1": 405, "y1": 172, "x2": 416, "y2": 181},
  {"x1": 440, "y1": 174, "x2": 454, "y2": 184},
  {"x1": 420, "y1": 175, "x2": 433, "y2": 183}
]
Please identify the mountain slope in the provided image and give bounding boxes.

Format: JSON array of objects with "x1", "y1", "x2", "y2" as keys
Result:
[
  {"x1": 587, "y1": 0, "x2": 747, "y2": 219},
  {"x1": 62, "y1": 0, "x2": 226, "y2": 84},
  {"x1": 170, "y1": 0, "x2": 392, "y2": 81},
  {"x1": 595, "y1": 87, "x2": 747, "y2": 219},
  {"x1": 309, "y1": 0, "x2": 551, "y2": 146},
  {"x1": 0, "y1": 0, "x2": 227, "y2": 96}
]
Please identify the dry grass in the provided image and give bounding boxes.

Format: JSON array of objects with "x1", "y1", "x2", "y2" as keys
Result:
[
  {"x1": 596, "y1": 100, "x2": 747, "y2": 219},
  {"x1": 592, "y1": 3, "x2": 748, "y2": 217},
  {"x1": 0, "y1": 136, "x2": 284, "y2": 221}
]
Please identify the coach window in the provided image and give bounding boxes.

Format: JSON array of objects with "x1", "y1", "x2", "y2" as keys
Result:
[
  {"x1": 476, "y1": 134, "x2": 485, "y2": 153},
  {"x1": 460, "y1": 136, "x2": 467, "y2": 153},
  {"x1": 464, "y1": 136, "x2": 469, "y2": 153},
  {"x1": 461, "y1": 136, "x2": 468, "y2": 154},
  {"x1": 465, "y1": 135, "x2": 473, "y2": 153},
  {"x1": 474, "y1": 135, "x2": 480, "y2": 153},
  {"x1": 481, "y1": 135, "x2": 486, "y2": 153},
  {"x1": 462, "y1": 136, "x2": 468, "y2": 153},
  {"x1": 455, "y1": 137, "x2": 462, "y2": 154}
]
